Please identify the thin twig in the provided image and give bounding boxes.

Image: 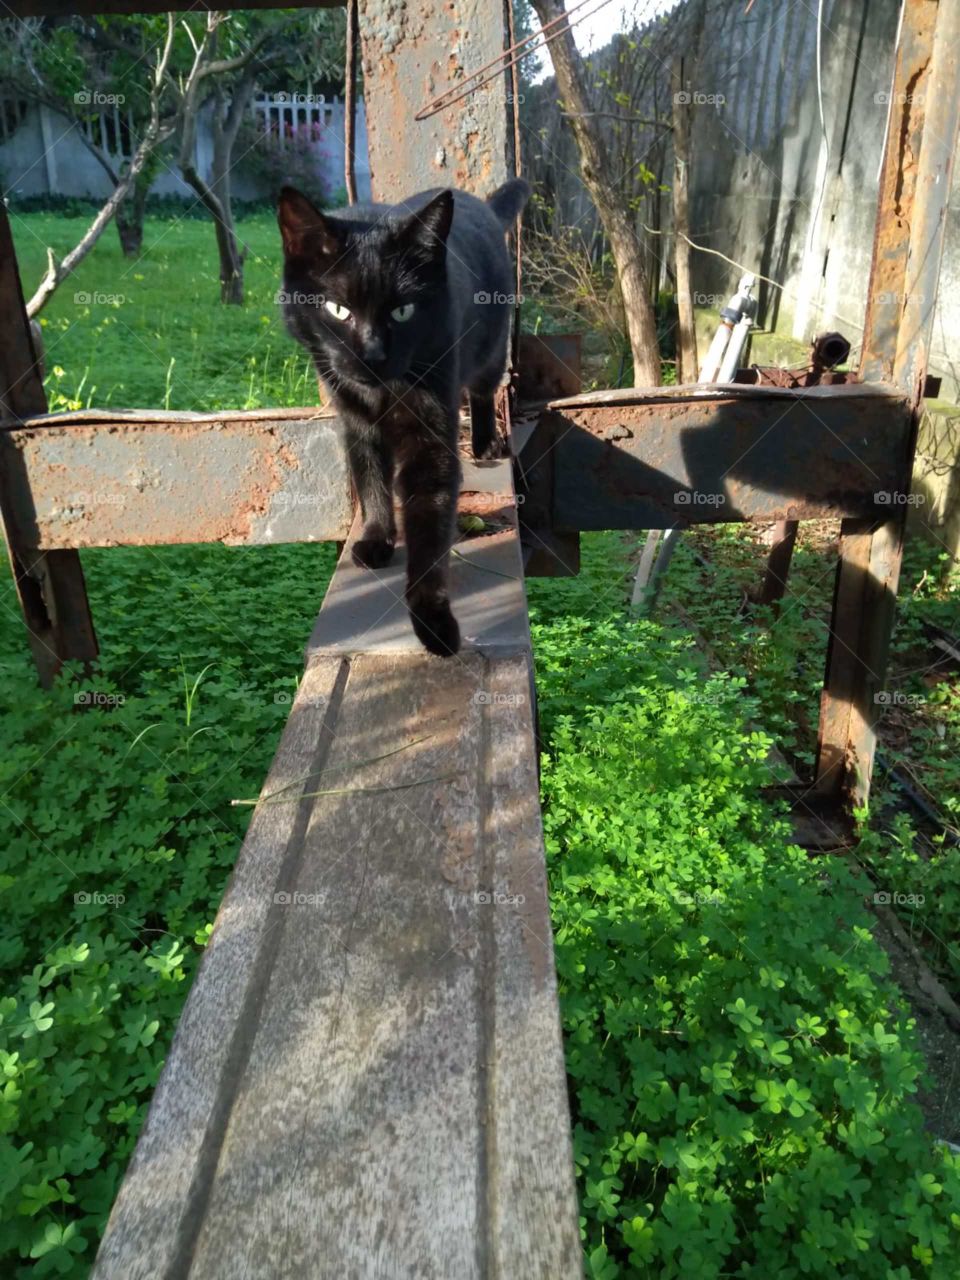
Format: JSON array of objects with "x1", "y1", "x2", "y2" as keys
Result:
[
  {"x1": 232, "y1": 775, "x2": 457, "y2": 807},
  {"x1": 451, "y1": 547, "x2": 520, "y2": 580},
  {"x1": 237, "y1": 734, "x2": 436, "y2": 805},
  {"x1": 642, "y1": 224, "x2": 785, "y2": 293}
]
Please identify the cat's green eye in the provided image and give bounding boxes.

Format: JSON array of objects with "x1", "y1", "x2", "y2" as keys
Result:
[
  {"x1": 391, "y1": 303, "x2": 415, "y2": 323},
  {"x1": 324, "y1": 299, "x2": 352, "y2": 321}
]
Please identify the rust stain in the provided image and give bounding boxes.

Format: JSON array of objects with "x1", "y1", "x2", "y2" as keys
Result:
[{"x1": 13, "y1": 419, "x2": 309, "y2": 548}]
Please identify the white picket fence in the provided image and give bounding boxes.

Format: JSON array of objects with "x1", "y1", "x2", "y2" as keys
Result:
[
  {"x1": 0, "y1": 91, "x2": 369, "y2": 201},
  {"x1": 250, "y1": 92, "x2": 343, "y2": 149}
]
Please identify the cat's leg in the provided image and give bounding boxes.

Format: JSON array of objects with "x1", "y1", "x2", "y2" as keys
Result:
[
  {"x1": 468, "y1": 391, "x2": 500, "y2": 460},
  {"x1": 468, "y1": 363, "x2": 507, "y2": 460},
  {"x1": 345, "y1": 418, "x2": 396, "y2": 569},
  {"x1": 396, "y1": 434, "x2": 461, "y2": 657}
]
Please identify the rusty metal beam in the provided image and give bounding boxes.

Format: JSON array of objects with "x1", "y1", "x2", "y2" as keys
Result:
[
  {"x1": 815, "y1": 0, "x2": 960, "y2": 809},
  {"x1": 0, "y1": 409, "x2": 352, "y2": 550},
  {"x1": 4, "y1": 0, "x2": 340, "y2": 15},
  {"x1": 0, "y1": 203, "x2": 98, "y2": 686},
  {"x1": 358, "y1": 0, "x2": 510, "y2": 200},
  {"x1": 527, "y1": 384, "x2": 914, "y2": 531}
]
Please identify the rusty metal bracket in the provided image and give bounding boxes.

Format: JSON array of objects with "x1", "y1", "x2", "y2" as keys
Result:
[
  {"x1": 0, "y1": 204, "x2": 98, "y2": 686},
  {"x1": 814, "y1": 0, "x2": 960, "y2": 810}
]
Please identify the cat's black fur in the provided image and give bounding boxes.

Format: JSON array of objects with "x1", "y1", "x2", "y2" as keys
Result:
[{"x1": 277, "y1": 179, "x2": 530, "y2": 656}]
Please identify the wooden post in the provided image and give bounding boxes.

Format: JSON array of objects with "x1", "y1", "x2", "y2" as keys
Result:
[
  {"x1": 344, "y1": 0, "x2": 359, "y2": 204},
  {"x1": 814, "y1": 0, "x2": 960, "y2": 808},
  {"x1": 671, "y1": 57, "x2": 697, "y2": 384},
  {"x1": 0, "y1": 203, "x2": 97, "y2": 686}
]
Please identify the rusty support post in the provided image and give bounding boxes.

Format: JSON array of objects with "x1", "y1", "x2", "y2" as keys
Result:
[
  {"x1": 814, "y1": 0, "x2": 960, "y2": 808},
  {"x1": 0, "y1": 204, "x2": 97, "y2": 686},
  {"x1": 344, "y1": 0, "x2": 359, "y2": 205},
  {"x1": 358, "y1": 0, "x2": 509, "y2": 201}
]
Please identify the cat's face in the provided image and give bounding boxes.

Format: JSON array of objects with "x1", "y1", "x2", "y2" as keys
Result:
[{"x1": 277, "y1": 187, "x2": 453, "y2": 391}]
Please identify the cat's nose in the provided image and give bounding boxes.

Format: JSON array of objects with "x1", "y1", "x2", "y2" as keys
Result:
[{"x1": 360, "y1": 333, "x2": 386, "y2": 367}]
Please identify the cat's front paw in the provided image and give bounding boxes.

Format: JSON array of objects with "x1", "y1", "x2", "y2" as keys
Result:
[
  {"x1": 472, "y1": 433, "x2": 507, "y2": 461},
  {"x1": 410, "y1": 599, "x2": 461, "y2": 657},
  {"x1": 352, "y1": 537, "x2": 395, "y2": 569}
]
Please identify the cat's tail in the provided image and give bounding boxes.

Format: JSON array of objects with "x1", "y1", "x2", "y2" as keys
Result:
[{"x1": 486, "y1": 178, "x2": 531, "y2": 227}]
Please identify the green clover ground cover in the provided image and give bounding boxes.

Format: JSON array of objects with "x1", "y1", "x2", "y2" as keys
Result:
[
  {"x1": 0, "y1": 210, "x2": 337, "y2": 1276},
  {"x1": 654, "y1": 526, "x2": 960, "y2": 1011},
  {"x1": 0, "y1": 541, "x2": 335, "y2": 1275},
  {"x1": 2, "y1": 211, "x2": 959, "y2": 1276},
  {"x1": 528, "y1": 534, "x2": 960, "y2": 1279}
]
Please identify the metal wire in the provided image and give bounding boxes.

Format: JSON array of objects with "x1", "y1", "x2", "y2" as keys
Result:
[{"x1": 414, "y1": 0, "x2": 618, "y2": 121}]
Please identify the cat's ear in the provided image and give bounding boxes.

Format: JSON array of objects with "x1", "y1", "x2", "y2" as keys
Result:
[
  {"x1": 402, "y1": 190, "x2": 454, "y2": 255},
  {"x1": 277, "y1": 186, "x2": 341, "y2": 258}
]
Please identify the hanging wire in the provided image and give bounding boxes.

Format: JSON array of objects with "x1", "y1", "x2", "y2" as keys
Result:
[{"x1": 414, "y1": 0, "x2": 618, "y2": 121}]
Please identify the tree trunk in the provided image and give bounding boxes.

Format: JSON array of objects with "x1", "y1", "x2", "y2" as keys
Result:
[
  {"x1": 179, "y1": 157, "x2": 246, "y2": 304},
  {"x1": 530, "y1": 0, "x2": 661, "y2": 386},
  {"x1": 672, "y1": 58, "x2": 698, "y2": 383},
  {"x1": 210, "y1": 157, "x2": 244, "y2": 305},
  {"x1": 178, "y1": 67, "x2": 256, "y2": 305},
  {"x1": 116, "y1": 167, "x2": 150, "y2": 258}
]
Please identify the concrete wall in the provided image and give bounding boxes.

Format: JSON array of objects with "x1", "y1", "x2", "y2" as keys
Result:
[
  {"x1": 684, "y1": 0, "x2": 960, "y2": 397},
  {"x1": 0, "y1": 97, "x2": 371, "y2": 205},
  {"x1": 523, "y1": 0, "x2": 960, "y2": 400},
  {"x1": 912, "y1": 403, "x2": 960, "y2": 557}
]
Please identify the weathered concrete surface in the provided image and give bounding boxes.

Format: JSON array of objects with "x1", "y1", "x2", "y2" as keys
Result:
[
  {"x1": 912, "y1": 401, "x2": 960, "y2": 556},
  {"x1": 0, "y1": 409, "x2": 352, "y2": 548}
]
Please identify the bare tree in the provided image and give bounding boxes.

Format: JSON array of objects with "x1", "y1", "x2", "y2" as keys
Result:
[
  {"x1": 25, "y1": 18, "x2": 175, "y2": 318},
  {"x1": 529, "y1": 0, "x2": 661, "y2": 385},
  {"x1": 173, "y1": 15, "x2": 275, "y2": 303}
]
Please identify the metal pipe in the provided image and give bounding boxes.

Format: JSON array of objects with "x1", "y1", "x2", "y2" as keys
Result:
[{"x1": 698, "y1": 273, "x2": 756, "y2": 382}]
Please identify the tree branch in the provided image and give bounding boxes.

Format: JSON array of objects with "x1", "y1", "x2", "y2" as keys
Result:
[{"x1": 26, "y1": 16, "x2": 176, "y2": 319}]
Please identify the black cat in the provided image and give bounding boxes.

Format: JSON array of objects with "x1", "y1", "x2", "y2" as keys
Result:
[{"x1": 277, "y1": 179, "x2": 530, "y2": 657}]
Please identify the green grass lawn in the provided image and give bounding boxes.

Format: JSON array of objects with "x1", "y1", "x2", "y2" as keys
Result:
[
  {"x1": 11, "y1": 209, "x2": 313, "y2": 413},
  {"x1": 2, "y1": 211, "x2": 960, "y2": 1279}
]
